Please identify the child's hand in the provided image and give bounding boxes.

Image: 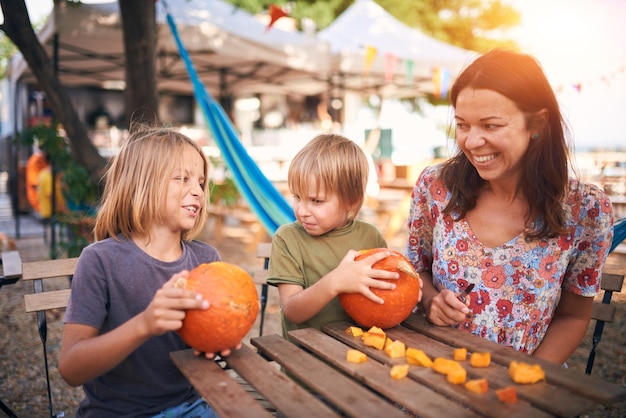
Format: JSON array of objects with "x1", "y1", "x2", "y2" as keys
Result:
[
  {"x1": 140, "y1": 270, "x2": 209, "y2": 337},
  {"x1": 331, "y1": 249, "x2": 399, "y2": 304},
  {"x1": 194, "y1": 342, "x2": 243, "y2": 359}
]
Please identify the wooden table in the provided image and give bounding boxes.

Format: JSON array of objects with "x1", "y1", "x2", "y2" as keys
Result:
[{"x1": 170, "y1": 313, "x2": 626, "y2": 417}]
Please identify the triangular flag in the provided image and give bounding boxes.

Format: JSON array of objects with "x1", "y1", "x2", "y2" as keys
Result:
[
  {"x1": 266, "y1": 4, "x2": 288, "y2": 32},
  {"x1": 384, "y1": 53, "x2": 399, "y2": 83},
  {"x1": 433, "y1": 67, "x2": 451, "y2": 99},
  {"x1": 405, "y1": 60, "x2": 414, "y2": 85},
  {"x1": 364, "y1": 45, "x2": 378, "y2": 76}
]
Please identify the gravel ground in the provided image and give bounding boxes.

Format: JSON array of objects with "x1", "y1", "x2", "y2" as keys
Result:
[{"x1": 1, "y1": 217, "x2": 625, "y2": 417}]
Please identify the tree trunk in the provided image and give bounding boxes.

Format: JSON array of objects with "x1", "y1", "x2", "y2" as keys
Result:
[
  {"x1": 119, "y1": 0, "x2": 160, "y2": 128},
  {"x1": 0, "y1": 0, "x2": 106, "y2": 185}
]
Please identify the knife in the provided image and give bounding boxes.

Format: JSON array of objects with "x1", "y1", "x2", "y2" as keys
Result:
[{"x1": 457, "y1": 283, "x2": 475, "y2": 304}]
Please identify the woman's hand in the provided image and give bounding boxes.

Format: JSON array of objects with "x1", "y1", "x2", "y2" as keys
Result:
[{"x1": 423, "y1": 288, "x2": 470, "y2": 326}]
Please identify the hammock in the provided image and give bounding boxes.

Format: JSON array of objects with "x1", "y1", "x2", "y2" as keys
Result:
[
  {"x1": 162, "y1": 2, "x2": 295, "y2": 236},
  {"x1": 611, "y1": 217, "x2": 626, "y2": 253}
]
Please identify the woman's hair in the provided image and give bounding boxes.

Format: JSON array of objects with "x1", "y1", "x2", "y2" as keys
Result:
[
  {"x1": 288, "y1": 134, "x2": 368, "y2": 219},
  {"x1": 441, "y1": 49, "x2": 572, "y2": 239},
  {"x1": 94, "y1": 126, "x2": 209, "y2": 241}
]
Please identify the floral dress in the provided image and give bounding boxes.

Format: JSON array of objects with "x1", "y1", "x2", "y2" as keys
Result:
[{"x1": 406, "y1": 165, "x2": 614, "y2": 354}]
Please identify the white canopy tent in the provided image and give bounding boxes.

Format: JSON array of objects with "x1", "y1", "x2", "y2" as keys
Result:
[
  {"x1": 318, "y1": 0, "x2": 476, "y2": 98},
  {"x1": 6, "y1": 0, "x2": 331, "y2": 98}
]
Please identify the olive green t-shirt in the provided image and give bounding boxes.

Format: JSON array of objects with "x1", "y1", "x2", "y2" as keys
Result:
[{"x1": 267, "y1": 219, "x2": 387, "y2": 339}]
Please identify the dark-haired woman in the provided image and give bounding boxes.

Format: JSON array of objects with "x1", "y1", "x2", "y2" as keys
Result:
[{"x1": 407, "y1": 49, "x2": 613, "y2": 364}]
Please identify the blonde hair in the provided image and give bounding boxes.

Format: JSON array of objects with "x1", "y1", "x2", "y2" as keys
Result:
[
  {"x1": 94, "y1": 126, "x2": 209, "y2": 242},
  {"x1": 288, "y1": 134, "x2": 368, "y2": 218}
]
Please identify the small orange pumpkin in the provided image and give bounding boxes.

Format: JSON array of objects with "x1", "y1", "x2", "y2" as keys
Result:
[
  {"x1": 176, "y1": 261, "x2": 259, "y2": 353},
  {"x1": 338, "y1": 248, "x2": 421, "y2": 329}
]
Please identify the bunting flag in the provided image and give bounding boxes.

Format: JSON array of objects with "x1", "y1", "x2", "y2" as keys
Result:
[
  {"x1": 384, "y1": 53, "x2": 399, "y2": 83},
  {"x1": 405, "y1": 60, "x2": 414, "y2": 85},
  {"x1": 363, "y1": 45, "x2": 377, "y2": 76},
  {"x1": 266, "y1": 4, "x2": 288, "y2": 32},
  {"x1": 432, "y1": 67, "x2": 451, "y2": 99}
]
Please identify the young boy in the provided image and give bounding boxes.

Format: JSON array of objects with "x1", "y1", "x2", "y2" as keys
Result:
[{"x1": 267, "y1": 134, "x2": 399, "y2": 339}]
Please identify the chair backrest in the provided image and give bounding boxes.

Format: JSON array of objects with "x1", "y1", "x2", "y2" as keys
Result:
[
  {"x1": 23, "y1": 257, "x2": 79, "y2": 313},
  {"x1": 21, "y1": 256, "x2": 79, "y2": 418},
  {"x1": 586, "y1": 270, "x2": 624, "y2": 374},
  {"x1": 253, "y1": 242, "x2": 272, "y2": 337}
]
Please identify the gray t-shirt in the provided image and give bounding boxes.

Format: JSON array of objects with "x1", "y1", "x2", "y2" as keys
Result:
[{"x1": 64, "y1": 236, "x2": 220, "y2": 418}]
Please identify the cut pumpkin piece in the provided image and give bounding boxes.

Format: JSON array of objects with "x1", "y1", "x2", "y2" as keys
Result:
[
  {"x1": 362, "y1": 326, "x2": 386, "y2": 350},
  {"x1": 344, "y1": 326, "x2": 364, "y2": 337},
  {"x1": 406, "y1": 347, "x2": 433, "y2": 367},
  {"x1": 496, "y1": 386, "x2": 518, "y2": 404},
  {"x1": 509, "y1": 361, "x2": 545, "y2": 384},
  {"x1": 470, "y1": 352, "x2": 491, "y2": 368},
  {"x1": 453, "y1": 347, "x2": 467, "y2": 361},
  {"x1": 390, "y1": 364, "x2": 410, "y2": 380},
  {"x1": 446, "y1": 367, "x2": 467, "y2": 384},
  {"x1": 384, "y1": 340, "x2": 406, "y2": 359},
  {"x1": 432, "y1": 357, "x2": 463, "y2": 375},
  {"x1": 465, "y1": 378, "x2": 489, "y2": 394},
  {"x1": 346, "y1": 349, "x2": 367, "y2": 363}
]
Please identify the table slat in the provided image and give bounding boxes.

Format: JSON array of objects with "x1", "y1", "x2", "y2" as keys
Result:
[
  {"x1": 288, "y1": 328, "x2": 483, "y2": 418},
  {"x1": 320, "y1": 325, "x2": 555, "y2": 418},
  {"x1": 169, "y1": 349, "x2": 272, "y2": 418},
  {"x1": 224, "y1": 343, "x2": 338, "y2": 418},
  {"x1": 402, "y1": 314, "x2": 626, "y2": 405},
  {"x1": 251, "y1": 334, "x2": 406, "y2": 418}
]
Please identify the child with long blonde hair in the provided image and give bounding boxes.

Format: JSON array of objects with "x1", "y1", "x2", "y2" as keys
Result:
[{"x1": 60, "y1": 126, "x2": 235, "y2": 417}]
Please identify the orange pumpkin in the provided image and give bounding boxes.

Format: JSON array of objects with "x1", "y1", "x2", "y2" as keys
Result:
[
  {"x1": 176, "y1": 262, "x2": 259, "y2": 353},
  {"x1": 338, "y1": 248, "x2": 421, "y2": 329}
]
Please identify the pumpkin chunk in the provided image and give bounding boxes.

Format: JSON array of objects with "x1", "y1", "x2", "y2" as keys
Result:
[
  {"x1": 384, "y1": 340, "x2": 406, "y2": 359},
  {"x1": 496, "y1": 386, "x2": 518, "y2": 404},
  {"x1": 344, "y1": 326, "x2": 364, "y2": 337},
  {"x1": 390, "y1": 364, "x2": 410, "y2": 380},
  {"x1": 432, "y1": 357, "x2": 464, "y2": 375},
  {"x1": 508, "y1": 361, "x2": 545, "y2": 384},
  {"x1": 470, "y1": 352, "x2": 491, "y2": 368},
  {"x1": 362, "y1": 326, "x2": 386, "y2": 350},
  {"x1": 447, "y1": 367, "x2": 467, "y2": 384},
  {"x1": 453, "y1": 347, "x2": 468, "y2": 361},
  {"x1": 346, "y1": 349, "x2": 367, "y2": 363},
  {"x1": 406, "y1": 347, "x2": 433, "y2": 367},
  {"x1": 465, "y1": 378, "x2": 489, "y2": 394}
]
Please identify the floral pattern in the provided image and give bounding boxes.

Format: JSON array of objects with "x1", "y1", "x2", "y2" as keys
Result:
[{"x1": 406, "y1": 165, "x2": 614, "y2": 354}]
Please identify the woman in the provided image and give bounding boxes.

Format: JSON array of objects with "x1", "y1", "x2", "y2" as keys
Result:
[{"x1": 406, "y1": 49, "x2": 613, "y2": 364}]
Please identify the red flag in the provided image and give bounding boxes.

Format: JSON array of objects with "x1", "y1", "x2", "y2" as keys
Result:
[{"x1": 266, "y1": 4, "x2": 288, "y2": 32}]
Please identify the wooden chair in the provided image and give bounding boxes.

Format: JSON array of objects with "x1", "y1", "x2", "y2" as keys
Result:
[
  {"x1": 22, "y1": 257, "x2": 79, "y2": 418},
  {"x1": 0, "y1": 250, "x2": 22, "y2": 289},
  {"x1": 253, "y1": 242, "x2": 271, "y2": 337},
  {"x1": 586, "y1": 271, "x2": 624, "y2": 374}
]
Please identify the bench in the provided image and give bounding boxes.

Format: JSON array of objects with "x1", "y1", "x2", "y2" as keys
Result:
[{"x1": 586, "y1": 270, "x2": 625, "y2": 374}]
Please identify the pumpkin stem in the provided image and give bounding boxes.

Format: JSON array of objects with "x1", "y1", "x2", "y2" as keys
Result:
[{"x1": 396, "y1": 260, "x2": 420, "y2": 279}]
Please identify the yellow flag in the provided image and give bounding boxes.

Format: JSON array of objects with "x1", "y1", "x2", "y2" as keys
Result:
[{"x1": 364, "y1": 45, "x2": 378, "y2": 75}]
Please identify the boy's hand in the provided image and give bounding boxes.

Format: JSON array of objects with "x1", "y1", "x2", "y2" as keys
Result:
[
  {"x1": 140, "y1": 271, "x2": 210, "y2": 337},
  {"x1": 331, "y1": 249, "x2": 399, "y2": 304}
]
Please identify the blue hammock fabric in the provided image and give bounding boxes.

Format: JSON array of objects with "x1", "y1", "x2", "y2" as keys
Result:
[
  {"x1": 611, "y1": 217, "x2": 626, "y2": 253},
  {"x1": 163, "y1": 4, "x2": 295, "y2": 236}
]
